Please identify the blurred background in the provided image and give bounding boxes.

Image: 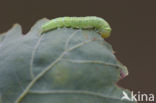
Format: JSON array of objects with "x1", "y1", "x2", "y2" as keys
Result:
[{"x1": 0, "y1": 0, "x2": 155, "y2": 102}]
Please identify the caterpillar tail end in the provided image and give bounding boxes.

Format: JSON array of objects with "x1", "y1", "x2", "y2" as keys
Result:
[{"x1": 41, "y1": 25, "x2": 46, "y2": 34}]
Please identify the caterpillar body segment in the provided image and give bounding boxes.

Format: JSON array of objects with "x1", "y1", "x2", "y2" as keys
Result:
[{"x1": 41, "y1": 16, "x2": 111, "y2": 38}]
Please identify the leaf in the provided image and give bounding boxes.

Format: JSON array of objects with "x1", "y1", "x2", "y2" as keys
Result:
[{"x1": 0, "y1": 19, "x2": 136, "y2": 103}]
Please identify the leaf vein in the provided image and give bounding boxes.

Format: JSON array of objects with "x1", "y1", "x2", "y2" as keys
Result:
[
  {"x1": 30, "y1": 35, "x2": 44, "y2": 79},
  {"x1": 29, "y1": 90, "x2": 122, "y2": 101},
  {"x1": 15, "y1": 32, "x2": 99, "y2": 103},
  {"x1": 61, "y1": 59, "x2": 122, "y2": 69},
  {"x1": 65, "y1": 30, "x2": 80, "y2": 50}
]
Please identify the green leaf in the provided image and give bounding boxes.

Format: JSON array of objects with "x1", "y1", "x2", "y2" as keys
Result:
[{"x1": 0, "y1": 19, "x2": 136, "y2": 103}]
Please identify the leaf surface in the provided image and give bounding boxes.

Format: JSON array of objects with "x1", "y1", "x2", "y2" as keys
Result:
[{"x1": 0, "y1": 19, "x2": 136, "y2": 103}]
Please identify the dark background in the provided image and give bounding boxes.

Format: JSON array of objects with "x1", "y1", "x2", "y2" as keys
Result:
[{"x1": 0, "y1": 0, "x2": 155, "y2": 102}]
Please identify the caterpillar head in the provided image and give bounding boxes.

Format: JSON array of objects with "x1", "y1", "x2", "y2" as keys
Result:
[{"x1": 99, "y1": 27, "x2": 112, "y2": 38}]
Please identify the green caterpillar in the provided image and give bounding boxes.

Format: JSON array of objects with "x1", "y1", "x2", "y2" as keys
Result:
[{"x1": 41, "y1": 16, "x2": 112, "y2": 38}]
